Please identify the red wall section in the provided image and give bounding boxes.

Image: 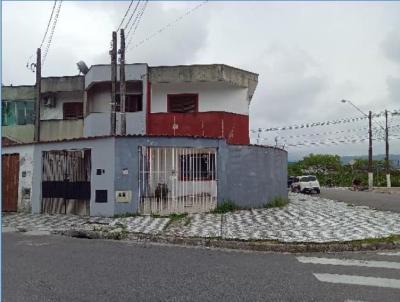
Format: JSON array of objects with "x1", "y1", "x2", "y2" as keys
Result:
[{"x1": 147, "y1": 112, "x2": 249, "y2": 145}]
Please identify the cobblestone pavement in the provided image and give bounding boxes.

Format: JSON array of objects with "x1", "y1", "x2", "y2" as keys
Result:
[
  {"x1": 168, "y1": 193, "x2": 400, "y2": 243},
  {"x1": 3, "y1": 193, "x2": 400, "y2": 243},
  {"x1": 2, "y1": 213, "x2": 169, "y2": 235}
]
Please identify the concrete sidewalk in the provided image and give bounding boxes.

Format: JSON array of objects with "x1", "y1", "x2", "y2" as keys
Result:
[{"x1": 3, "y1": 193, "x2": 400, "y2": 243}]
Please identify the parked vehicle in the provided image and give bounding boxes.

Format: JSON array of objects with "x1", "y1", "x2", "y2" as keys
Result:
[
  {"x1": 287, "y1": 176, "x2": 296, "y2": 188},
  {"x1": 291, "y1": 175, "x2": 320, "y2": 194}
]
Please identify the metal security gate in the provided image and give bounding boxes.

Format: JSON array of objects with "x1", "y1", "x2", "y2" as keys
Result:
[
  {"x1": 42, "y1": 150, "x2": 91, "y2": 215},
  {"x1": 2, "y1": 154, "x2": 19, "y2": 212},
  {"x1": 139, "y1": 146, "x2": 217, "y2": 215}
]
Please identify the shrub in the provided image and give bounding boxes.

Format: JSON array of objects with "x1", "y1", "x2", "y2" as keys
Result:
[
  {"x1": 168, "y1": 213, "x2": 188, "y2": 222},
  {"x1": 211, "y1": 200, "x2": 239, "y2": 213},
  {"x1": 264, "y1": 197, "x2": 289, "y2": 209}
]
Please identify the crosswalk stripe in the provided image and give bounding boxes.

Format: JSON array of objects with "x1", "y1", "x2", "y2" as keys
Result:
[
  {"x1": 377, "y1": 251, "x2": 400, "y2": 256},
  {"x1": 297, "y1": 256, "x2": 400, "y2": 270},
  {"x1": 314, "y1": 273, "x2": 400, "y2": 289}
]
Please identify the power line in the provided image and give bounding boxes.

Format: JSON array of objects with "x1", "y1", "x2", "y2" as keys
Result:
[
  {"x1": 281, "y1": 136, "x2": 400, "y2": 149},
  {"x1": 26, "y1": 0, "x2": 58, "y2": 72},
  {"x1": 251, "y1": 115, "x2": 369, "y2": 133},
  {"x1": 122, "y1": 0, "x2": 141, "y2": 31},
  {"x1": 42, "y1": 0, "x2": 63, "y2": 65},
  {"x1": 126, "y1": 0, "x2": 148, "y2": 49},
  {"x1": 251, "y1": 109, "x2": 400, "y2": 133},
  {"x1": 117, "y1": 0, "x2": 135, "y2": 31},
  {"x1": 129, "y1": 0, "x2": 208, "y2": 51},
  {"x1": 254, "y1": 125, "x2": 400, "y2": 148},
  {"x1": 39, "y1": 1, "x2": 58, "y2": 49},
  {"x1": 257, "y1": 125, "x2": 371, "y2": 140}
]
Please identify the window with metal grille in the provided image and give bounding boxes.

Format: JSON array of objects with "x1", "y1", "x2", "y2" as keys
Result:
[
  {"x1": 63, "y1": 102, "x2": 83, "y2": 119},
  {"x1": 180, "y1": 153, "x2": 216, "y2": 181},
  {"x1": 168, "y1": 94, "x2": 198, "y2": 113}
]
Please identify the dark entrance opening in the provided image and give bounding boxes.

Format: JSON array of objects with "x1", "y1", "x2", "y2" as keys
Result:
[{"x1": 42, "y1": 149, "x2": 91, "y2": 215}]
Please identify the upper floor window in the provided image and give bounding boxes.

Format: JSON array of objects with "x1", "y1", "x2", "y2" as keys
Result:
[
  {"x1": 126, "y1": 94, "x2": 142, "y2": 112},
  {"x1": 115, "y1": 94, "x2": 143, "y2": 113},
  {"x1": 63, "y1": 102, "x2": 83, "y2": 119},
  {"x1": 168, "y1": 94, "x2": 198, "y2": 113},
  {"x1": 1, "y1": 101, "x2": 34, "y2": 126}
]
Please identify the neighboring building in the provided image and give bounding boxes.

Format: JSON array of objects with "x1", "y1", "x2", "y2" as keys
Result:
[{"x1": 2, "y1": 63, "x2": 287, "y2": 216}]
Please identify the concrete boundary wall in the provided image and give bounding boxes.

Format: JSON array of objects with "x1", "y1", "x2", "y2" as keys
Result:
[
  {"x1": 2, "y1": 136, "x2": 287, "y2": 216},
  {"x1": 219, "y1": 145, "x2": 288, "y2": 208}
]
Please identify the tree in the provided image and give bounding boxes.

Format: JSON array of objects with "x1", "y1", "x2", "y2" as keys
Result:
[{"x1": 300, "y1": 154, "x2": 341, "y2": 174}]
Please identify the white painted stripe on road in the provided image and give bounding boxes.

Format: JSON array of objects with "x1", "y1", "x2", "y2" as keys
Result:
[
  {"x1": 297, "y1": 256, "x2": 400, "y2": 270},
  {"x1": 377, "y1": 251, "x2": 400, "y2": 256},
  {"x1": 314, "y1": 273, "x2": 400, "y2": 289}
]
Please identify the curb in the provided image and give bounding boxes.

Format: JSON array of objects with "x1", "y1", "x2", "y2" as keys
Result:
[{"x1": 58, "y1": 230, "x2": 400, "y2": 253}]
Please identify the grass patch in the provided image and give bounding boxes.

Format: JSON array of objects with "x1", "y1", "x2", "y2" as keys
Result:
[
  {"x1": 184, "y1": 216, "x2": 193, "y2": 226},
  {"x1": 113, "y1": 212, "x2": 141, "y2": 218},
  {"x1": 168, "y1": 213, "x2": 188, "y2": 222},
  {"x1": 211, "y1": 200, "x2": 240, "y2": 214},
  {"x1": 346, "y1": 234, "x2": 400, "y2": 245},
  {"x1": 264, "y1": 197, "x2": 289, "y2": 209},
  {"x1": 163, "y1": 213, "x2": 189, "y2": 230}
]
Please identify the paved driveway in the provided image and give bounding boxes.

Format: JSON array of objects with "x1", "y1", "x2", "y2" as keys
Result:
[{"x1": 320, "y1": 188, "x2": 400, "y2": 213}]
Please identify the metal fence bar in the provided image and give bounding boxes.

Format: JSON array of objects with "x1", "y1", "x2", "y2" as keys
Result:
[{"x1": 138, "y1": 146, "x2": 217, "y2": 215}]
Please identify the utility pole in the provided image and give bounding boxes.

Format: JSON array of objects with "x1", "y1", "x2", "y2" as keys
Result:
[
  {"x1": 385, "y1": 109, "x2": 391, "y2": 187},
  {"x1": 110, "y1": 31, "x2": 117, "y2": 136},
  {"x1": 34, "y1": 48, "x2": 41, "y2": 142},
  {"x1": 119, "y1": 29, "x2": 126, "y2": 136},
  {"x1": 368, "y1": 110, "x2": 373, "y2": 190}
]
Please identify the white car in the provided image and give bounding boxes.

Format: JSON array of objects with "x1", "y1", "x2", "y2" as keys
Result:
[{"x1": 291, "y1": 175, "x2": 321, "y2": 194}]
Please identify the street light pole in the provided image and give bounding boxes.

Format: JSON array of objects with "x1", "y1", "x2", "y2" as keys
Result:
[
  {"x1": 385, "y1": 109, "x2": 391, "y2": 187},
  {"x1": 368, "y1": 110, "x2": 373, "y2": 189},
  {"x1": 341, "y1": 100, "x2": 373, "y2": 189}
]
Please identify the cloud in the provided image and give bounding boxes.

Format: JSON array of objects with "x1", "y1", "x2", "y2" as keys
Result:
[
  {"x1": 3, "y1": 1, "x2": 400, "y2": 159},
  {"x1": 250, "y1": 44, "x2": 328, "y2": 128},
  {"x1": 381, "y1": 30, "x2": 400, "y2": 65}
]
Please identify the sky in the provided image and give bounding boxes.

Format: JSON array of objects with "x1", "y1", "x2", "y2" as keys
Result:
[{"x1": 2, "y1": 1, "x2": 400, "y2": 161}]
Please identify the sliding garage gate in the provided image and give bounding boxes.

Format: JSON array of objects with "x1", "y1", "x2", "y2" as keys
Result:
[
  {"x1": 139, "y1": 146, "x2": 217, "y2": 215},
  {"x1": 41, "y1": 149, "x2": 91, "y2": 215}
]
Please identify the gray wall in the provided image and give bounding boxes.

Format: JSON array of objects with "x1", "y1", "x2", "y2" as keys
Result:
[
  {"x1": 218, "y1": 145, "x2": 288, "y2": 208},
  {"x1": 113, "y1": 136, "x2": 224, "y2": 215},
  {"x1": 4, "y1": 136, "x2": 287, "y2": 217}
]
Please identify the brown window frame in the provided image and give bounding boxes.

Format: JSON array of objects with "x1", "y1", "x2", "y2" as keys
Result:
[
  {"x1": 167, "y1": 93, "x2": 199, "y2": 113},
  {"x1": 63, "y1": 102, "x2": 83, "y2": 120}
]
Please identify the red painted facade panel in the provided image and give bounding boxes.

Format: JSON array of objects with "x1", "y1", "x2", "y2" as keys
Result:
[{"x1": 147, "y1": 112, "x2": 249, "y2": 145}]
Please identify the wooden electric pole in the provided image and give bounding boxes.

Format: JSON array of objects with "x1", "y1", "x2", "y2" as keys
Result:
[
  {"x1": 110, "y1": 31, "x2": 117, "y2": 136},
  {"x1": 119, "y1": 29, "x2": 126, "y2": 136},
  {"x1": 368, "y1": 110, "x2": 373, "y2": 189},
  {"x1": 385, "y1": 109, "x2": 391, "y2": 187},
  {"x1": 34, "y1": 48, "x2": 41, "y2": 142}
]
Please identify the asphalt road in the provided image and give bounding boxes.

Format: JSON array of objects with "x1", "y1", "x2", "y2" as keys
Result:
[
  {"x1": 3, "y1": 233, "x2": 400, "y2": 302},
  {"x1": 320, "y1": 188, "x2": 400, "y2": 213}
]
